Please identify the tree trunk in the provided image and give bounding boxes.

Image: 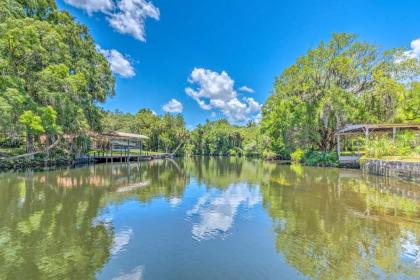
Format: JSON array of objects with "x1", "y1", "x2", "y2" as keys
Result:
[
  {"x1": 26, "y1": 131, "x2": 34, "y2": 159},
  {"x1": 317, "y1": 128, "x2": 336, "y2": 152}
]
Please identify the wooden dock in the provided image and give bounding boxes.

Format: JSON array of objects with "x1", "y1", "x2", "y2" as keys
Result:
[
  {"x1": 339, "y1": 155, "x2": 361, "y2": 168},
  {"x1": 76, "y1": 153, "x2": 173, "y2": 164}
]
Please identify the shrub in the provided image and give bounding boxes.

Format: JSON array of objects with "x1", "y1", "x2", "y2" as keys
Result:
[
  {"x1": 364, "y1": 132, "x2": 417, "y2": 159},
  {"x1": 262, "y1": 150, "x2": 276, "y2": 159},
  {"x1": 0, "y1": 137, "x2": 24, "y2": 148},
  {"x1": 228, "y1": 149, "x2": 237, "y2": 157},
  {"x1": 291, "y1": 148, "x2": 304, "y2": 163},
  {"x1": 303, "y1": 150, "x2": 338, "y2": 167}
]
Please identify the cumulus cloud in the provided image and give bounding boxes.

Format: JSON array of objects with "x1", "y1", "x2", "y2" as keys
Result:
[
  {"x1": 108, "y1": 0, "x2": 160, "y2": 41},
  {"x1": 97, "y1": 46, "x2": 135, "y2": 78},
  {"x1": 404, "y1": 38, "x2": 420, "y2": 60},
  {"x1": 64, "y1": 0, "x2": 113, "y2": 14},
  {"x1": 239, "y1": 86, "x2": 255, "y2": 93},
  {"x1": 64, "y1": 0, "x2": 159, "y2": 41},
  {"x1": 162, "y1": 99, "x2": 183, "y2": 113},
  {"x1": 185, "y1": 68, "x2": 262, "y2": 123}
]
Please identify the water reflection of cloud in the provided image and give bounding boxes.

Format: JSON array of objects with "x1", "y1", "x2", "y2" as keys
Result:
[
  {"x1": 92, "y1": 212, "x2": 113, "y2": 228},
  {"x1": 401, "y1": 231, "x2": 420, "y2": 266},
  {"x1": 112, "y1": 265, "x2": 144, "y2": 280},
  {"x1": 169, "y1": 197, "x2": 182, "y2": 208},
  {"x1": 111, "y1": 228, "x2": 133, "y2": 256},
  {"x1": 187, "y1": 184, "x2": 261, "y2": 241}
]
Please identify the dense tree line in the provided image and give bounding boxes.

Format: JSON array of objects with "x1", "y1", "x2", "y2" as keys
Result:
[
  {"x1": 0, "y1": 0, "x2": 114, "y2": 154},
  {"x1": 103, "y1": 111, "x2": 264, "y2": 156},
  {"x1": 187, "y1": 119, "x2": 265, "y2": 156},
  {"x1": 261, "y1": 33, "x2": 420, "y2": 155},
  {"x1": 1, "y1": 3, "x2": 417, "y2": 163},
  {"x1": 102, "y1": 110, "x2": 188, "y2": 154}
]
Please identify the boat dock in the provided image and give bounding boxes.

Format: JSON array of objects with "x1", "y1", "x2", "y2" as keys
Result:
[{"x1": 75, "y1": 153, "x2": 173, "y2": 164}]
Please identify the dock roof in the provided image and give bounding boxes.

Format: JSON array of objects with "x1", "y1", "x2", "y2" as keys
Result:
[
  {"x1": 90, "y1": 131, "x2": 149, "y2": 140},
  {"x1": 336, "y1": 123, "x2": 420, "y2": 135}
]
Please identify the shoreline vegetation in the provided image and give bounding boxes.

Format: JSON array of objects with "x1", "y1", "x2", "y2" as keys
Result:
[{"x1": 0, "y1": 1, "x2": 419, "y2": 173}]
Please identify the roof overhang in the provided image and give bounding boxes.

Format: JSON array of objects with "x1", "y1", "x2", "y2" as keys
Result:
[
  {"x1": 336, "y1": 123, "x2": 420, "y2": 135},
  {"x1": 90, "y1": 131, "x2": 149, "y2": 140}
]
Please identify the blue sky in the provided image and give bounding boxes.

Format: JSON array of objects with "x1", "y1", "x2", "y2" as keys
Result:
[{"x1": 57, "y1": 0, "x2": 420, "y2": 127}]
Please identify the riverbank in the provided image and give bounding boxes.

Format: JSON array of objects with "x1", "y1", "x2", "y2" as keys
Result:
[
  {"x1": 0, "y1": 157, "x2": 74, "y2": 171},
  {"x1": 361, "y1": 158, "x2": 420, "y2": 182},
  {"x1": 2, "y1": 154, "x2": 420, "y2": 184},
  {"x1": 0, "y1": 153, "x2": 174, "y2": 171}
]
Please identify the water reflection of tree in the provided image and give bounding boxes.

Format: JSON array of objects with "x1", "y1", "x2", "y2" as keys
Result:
[
  {"x1": 0, "y1": 172, "x2": 113, "y2": 279},
  {"x1": 1, "y1": 160, "x2": 419, "y2": 279},
  {"x1": 184, "y1": 157, "x2": 275, "y2": 188},
  {"x1": 102, "y1": 160, "x2": 189, "y2": 204},
  {"x1": 261, "y1": 166, "x2": 420, "y2": 279},
  {"x1": 0, "y1": 160, "x2": 189, "y2": 279}
]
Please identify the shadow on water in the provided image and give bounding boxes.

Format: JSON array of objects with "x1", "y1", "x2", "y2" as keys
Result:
[{"x1": 0, "y1": 158, "x2": 419, "y2": 279}]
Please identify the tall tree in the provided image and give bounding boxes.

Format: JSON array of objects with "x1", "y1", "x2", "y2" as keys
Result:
[
  {"x1": 262, "y1": 33, "x2": 420, "y2": 153},
  {"x1": 0, "y1": 0, "x2": 115, "y2": 153}
]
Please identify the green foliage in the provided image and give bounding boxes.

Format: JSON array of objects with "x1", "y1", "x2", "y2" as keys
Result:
[
  {"x1": 228, "y1": 149, "x2": 237, "y2": 157},
  {"x1": 187, "y1": 119, "x2": 263, "y2": 156},
  {"x1": 19, "y1": 111, "x2": 45, "y2": 135},
  {"x1": 0, "y1": 0, "x2": 114, "y2": 154},
  {"x1": 102, "y1": 110, "x2": 189, "y2": 154},
  {"x1": 41, "y1": 105, "x2": 62, "y2": 135},
  {"x1": 364, "y1": 132, "x2": 418, "y2": 159},
  {"x1": 261, "y1": 33, "x2": 420, "y2": 154},
  {"x1": 303, "y1": 150, "x2": 339, "y2": 167},
  {"x1": 291, "y1": 148, "x2": 304, "y2": 162},
  {"x1": 262, "y1": 149, "x2": 276, "y2": 159}
]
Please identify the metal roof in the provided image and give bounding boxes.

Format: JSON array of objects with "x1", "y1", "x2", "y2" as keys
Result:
[
  {"x1": 336, "y1": 123, "x2": 420, "y2": 135},
  {"x1": 90, "y1": 131, "x2": 149, "y2": 140}
]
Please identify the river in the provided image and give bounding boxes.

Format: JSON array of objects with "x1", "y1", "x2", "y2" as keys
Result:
[{"x1": 0, "y1": 158, "x2": 419, "y2": 279}]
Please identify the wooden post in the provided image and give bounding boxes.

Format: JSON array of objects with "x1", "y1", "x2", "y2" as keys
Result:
[
  {"x1": 365, "y1": 128, "x2": 369, "y2": 146},
  {"x1": 392, "y1": 127, "x2": 396, "y2": 142},
  {"x1": 127, "y1": 139, "x2": 130, "y2": 163},
  {"x1": 111, "y1": 142, "x2": 113, "y2": 163},
  {"x1": 337, "y1": 134, "x2": 341, "y2": 156}
]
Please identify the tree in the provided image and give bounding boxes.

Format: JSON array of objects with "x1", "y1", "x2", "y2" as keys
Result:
[
  {"x1": 19, "y1": 111, "x2": 45, "y2": 153},
  {"x1": 0, "y1": 0, "x2": 115, "y2": 154},
  {"x1": 102, "y1": 109, "x2": 189, "y2": 154},
  {"x1": 262, "y1": 33, "x2": 420, "y2": 154}
]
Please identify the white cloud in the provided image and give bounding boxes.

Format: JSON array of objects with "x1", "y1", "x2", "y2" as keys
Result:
[
  {"x1": 239, "y1": 86, "x2": 255, "y2": 93},
  {"x1": 162, "y1": 99, "x2": 183, "y2": 113},
  {"x1": 64, "y1": 0, "x2": 113, "y2": 14},
  {"x1": 97, "y1": 46, "x2": 135, "y2": 78},
  {"x1": 404, "y1": 38, "x2": 420, "y2": 60},
  {"x1": 108, "y1": 0, "x2": 160, "y2": 41},
  {"x1": 65, "y1": 0, "x2": 159, "y2": 41},
  {"x1": 185, "y1": 68, "x2": 262, "y2": 123}
]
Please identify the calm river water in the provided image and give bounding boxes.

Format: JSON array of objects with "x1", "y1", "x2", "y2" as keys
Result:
[{"x1": 0, "y1": 158, "x2": 419, "y2": 279}]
